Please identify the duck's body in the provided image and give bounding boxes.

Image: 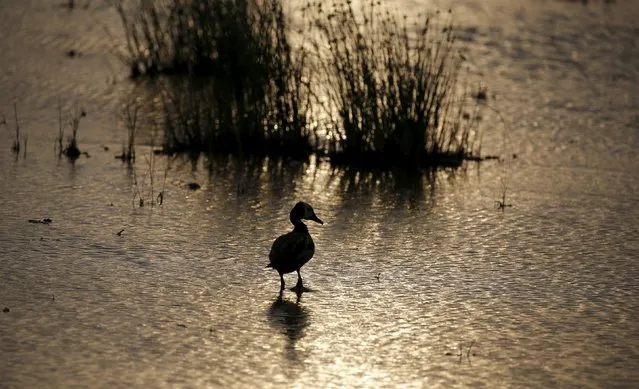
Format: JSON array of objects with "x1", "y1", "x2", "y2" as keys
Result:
[
  {"x1": 267, "y1": 202, "x2": 323, "y2": 290},
  {"x1": 268, "y1": 227, "x2": 315, "y2": 274}
]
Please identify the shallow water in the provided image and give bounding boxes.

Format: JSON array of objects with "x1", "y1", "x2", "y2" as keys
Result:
[{"x1": 1, "y1": 1, "x2": 638, "y2": 388}]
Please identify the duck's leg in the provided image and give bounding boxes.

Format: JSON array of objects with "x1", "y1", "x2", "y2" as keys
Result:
[
  {"x1": 279, "y1": 272, "x2": 285, "y2": 291},
  {"x1": 291, "y1": 269, "x2": 310, "y2": 292},
  {"x1": 295, "y1": 269, "x2": 303, "y2": 288}
]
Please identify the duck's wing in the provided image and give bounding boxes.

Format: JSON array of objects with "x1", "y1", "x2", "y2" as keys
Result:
[{"x1": 269, "y1": 231, "x2": 314, "y2": 267}]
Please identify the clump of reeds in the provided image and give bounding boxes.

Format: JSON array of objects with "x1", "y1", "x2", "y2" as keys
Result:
[
  {"x1": 112, "y1": 0, "x2": 216, "y2": 77},
  {"x1": 114, "y1": 0, "x2": 484, "y2": 168},
  {"x1": 152, "y1": 0, "x2": 313, "y2": 158},
  {"x1": 55, "y1": 101, "x2": 86, "y2": 159},
  {"x1": 309, "y1": 1, "x2": 481, "y2": 168}
]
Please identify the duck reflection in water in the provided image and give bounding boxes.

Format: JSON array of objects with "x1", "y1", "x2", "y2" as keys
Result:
[{"x1": 268, "y1": 290, "x2": 309, "y2": 362}]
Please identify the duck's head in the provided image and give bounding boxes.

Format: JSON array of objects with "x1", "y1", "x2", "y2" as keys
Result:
[{"x1": 290, "y1": 201, "x2": 323, "y2": 225}]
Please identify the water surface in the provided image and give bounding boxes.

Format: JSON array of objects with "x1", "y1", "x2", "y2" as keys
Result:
[{"x1": 1, "y1": 1, "x2": 638, "y2": 388}]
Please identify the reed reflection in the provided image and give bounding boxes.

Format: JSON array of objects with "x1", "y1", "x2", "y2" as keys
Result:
[
  {"x1": 326, "y1": 165, "x2": 440, "y2": 211},
  {"x1": 206, "y1": 155, "x2": 306, "y2": 199}
]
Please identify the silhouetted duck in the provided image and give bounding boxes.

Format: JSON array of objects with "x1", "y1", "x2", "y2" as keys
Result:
[{"x1": 267, "y1": 202, "x2": 323, "y2": 291}]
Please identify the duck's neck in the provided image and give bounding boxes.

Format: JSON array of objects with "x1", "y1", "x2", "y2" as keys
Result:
[{"x1": 291, "y1": 219, "x2": 308, "y2": 233}]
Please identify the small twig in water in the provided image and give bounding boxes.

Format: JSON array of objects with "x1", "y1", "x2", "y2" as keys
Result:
[
  {"x1": 23, "y1": 134, "x2": 28, "y2": 158},
  {"x1": 467, "y1": 340, "x2": 475, "y2": 358},
  {"x1": 7, "y1": 103, "x2": 24, "y2": 154},
  {"x1": 449, "y1": 341, "x2": 477, "y2": 362},
  {"x1": 116, "y1": 229, "x2": 125, "y2": 236},
  {"x1": 496, "y1": 180, "x2": 512, "y2": 210}
]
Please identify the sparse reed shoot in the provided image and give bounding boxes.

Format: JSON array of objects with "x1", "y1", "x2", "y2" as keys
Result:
[
  {"x1": 117, "y1": 96, "x2": 140, "y2": 162},
  {"x1": 11, "y1": 104, "x2": 20, "y2": 153},
  {"x1": 56, "y1": 102, "x2": 86, "y2": 159},
  {"x1": 4, "y1": 104, "x2": 27, "y2": 155},
  {"x1": 496, "y1": 179, "x2": 512, "y2": 210},
  {"x1": 131, "y1": 126, "x2": 168, "y2": 208},
  {"x1": 131, "y1": 151, "x2": 167, "y2": 207}
]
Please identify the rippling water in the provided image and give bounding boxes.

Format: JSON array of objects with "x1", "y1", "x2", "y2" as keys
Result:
[{"x1": 1, "y1": 1, "x2": 638, "y2": 388}]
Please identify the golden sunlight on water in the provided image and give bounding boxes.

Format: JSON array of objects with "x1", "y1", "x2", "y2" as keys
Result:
[{"x1": 1, "y1": 0, "x2": 638, "y2": 388}]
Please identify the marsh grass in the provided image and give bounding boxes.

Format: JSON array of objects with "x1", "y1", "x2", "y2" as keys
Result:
[
  {"x1": 308, "y1": 2, "x2": 481, "y2": 168},
  {"x1": 149, "y1": 0, "x2": 313, "y2": 158},
  {"x1": 116, "y1": 0, "x2": 485, "y2": 169},
  {"x1": 112, "y1": 0, "x2": 215, "y2": 77}
]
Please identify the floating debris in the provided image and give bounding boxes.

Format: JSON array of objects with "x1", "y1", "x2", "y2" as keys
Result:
[
  {"x1": 177, "y1": 323, "x2": 187, "y2": 328},
  {"x1": 474, "y1": 87, "x2": 488, "y2": 101},
  {"x1": 447, "y1": 341, "x2": 477, "y2": 360},
  {"x1": 2, "y1": 307, "x2": 9, "y2": 313},
  {"x1": 171, "y1": 179, "x2": 201, "y2": 191},
  {"x1": 28, "y1": 218, "x2": 52, "y2": 225},
  {"x1": 116, "y1": 229, "x2": 124, "y2": 236}
]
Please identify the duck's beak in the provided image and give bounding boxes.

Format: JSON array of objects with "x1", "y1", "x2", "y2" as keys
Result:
[{"x1": 309, "y1": 214, "x2": 324, "y2": 225}]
